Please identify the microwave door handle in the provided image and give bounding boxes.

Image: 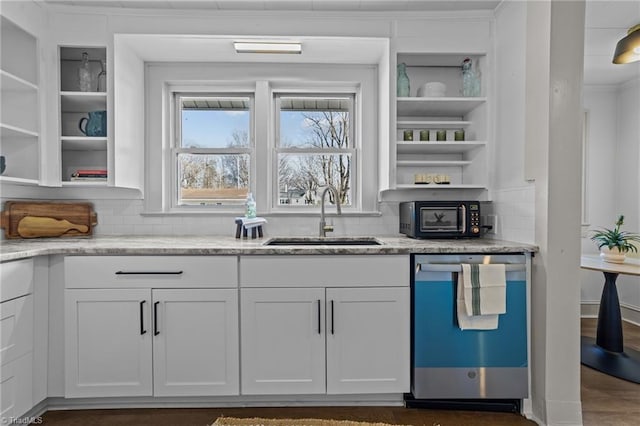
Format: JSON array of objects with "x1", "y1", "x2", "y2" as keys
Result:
[{"x1": 459, "y1": 204, "x2": 466, "y2": 234}]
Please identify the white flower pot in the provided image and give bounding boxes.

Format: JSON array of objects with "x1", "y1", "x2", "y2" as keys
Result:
[{"x1": 600, "y1": 246, "x2": 626, "y2": 263}]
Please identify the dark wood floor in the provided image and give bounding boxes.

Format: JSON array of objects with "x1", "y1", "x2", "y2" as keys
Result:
[{"x1": 38, "y1": 319, "x2": 640, "y2": 426}]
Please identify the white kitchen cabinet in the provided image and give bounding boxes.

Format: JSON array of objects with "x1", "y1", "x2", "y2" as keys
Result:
[
  {"x1": 0, "y1": 15, "x2": 40, "y2": 184},
  {"x1": 241, "y1": 287, "x2": 326, "y2": 395},
  {"x1": 64, "y1": 256, "x2": 240, "y2": 398},
  {"x1": 153, "y1": 289, "x2": 239, "y2": 396},
  {"x1": 240, "y1": 283, "x2": 410, "y2": 395},
  {"x1": 392, "y1": 53, "x2": 489, "y2": 197},
  {"x1": 0, "y1": 258, "x2": 35, "y2": 419},
  {"x1": 64, "y1": 288, "x2": 153, "y2": 398},
  {"x1": 326, "y1": 287, "x2": 410, "y2": 394}
]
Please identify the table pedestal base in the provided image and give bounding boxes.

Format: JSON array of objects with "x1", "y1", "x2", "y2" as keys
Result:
[{"x1": 581, "y1": 336, "x2": 640, "y2": 383}]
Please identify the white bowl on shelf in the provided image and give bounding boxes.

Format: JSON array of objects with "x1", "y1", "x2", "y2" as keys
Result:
[{"x1": 417, "y1": 82, "x2": 446, "y2": 97}]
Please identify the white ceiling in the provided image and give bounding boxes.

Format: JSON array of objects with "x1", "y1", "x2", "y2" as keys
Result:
[
  {"x1": 584, "y1": 0, "x2": 640, "y2": 85},
  {"x1": 42, "y1": 0, "x2": 640, "y2": 85}
]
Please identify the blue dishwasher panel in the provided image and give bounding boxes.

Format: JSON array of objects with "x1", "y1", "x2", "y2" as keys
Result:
[{"x1": 413, "y1": 278, "x2": 527, "y2": 368}]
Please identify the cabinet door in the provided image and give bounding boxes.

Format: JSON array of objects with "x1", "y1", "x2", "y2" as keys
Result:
[
  {"x1": 241, "y1": 288, "x2": 325, "y2": 395},
  {"x1": 326, "y1": 287, "x2": 410, "y2": 394},
  {"x1": 65, "y1": 289, "x2": 152, "y2": 397},
  {"x1": 152, "y1": 289, "x2": 239, "y2": 396}
]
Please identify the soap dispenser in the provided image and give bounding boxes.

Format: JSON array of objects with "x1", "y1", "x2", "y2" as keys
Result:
[{"x1": 245, "y1": 192, "x2": 256, "y2": 218}]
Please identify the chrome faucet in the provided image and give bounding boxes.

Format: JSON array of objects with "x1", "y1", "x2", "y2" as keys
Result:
[{"x1": 319, "y1": 185, "x2": 342, "y2": 237}]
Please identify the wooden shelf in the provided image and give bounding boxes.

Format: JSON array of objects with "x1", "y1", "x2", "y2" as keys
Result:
[
  {"x1": 397, "y1": 160, "x2": 472, "y2": 167},
  {"x1": 1, "y1": 69, "x2": 38, "y2": 91},
  {"x1": 1, "y1": 123, "x2": 39, "y2": 139},
  {"x1": 0, "y1": 176, "x2": 39, "y2": 185},
  {"x1": 397, "y1": 97, "x2": 486, "y2": 117},
  {"x1": 396, "y1": 141, "x2": 486, "y2": 154},
  {"x1": 396, "y1": 120, "x2": 471, "y2": 129},
  {"x1": 61, "y1": 180, "x2": 108, "y2": 187},
  {"x1": 61, "y1": 137, "x2": 108, "y2": 151},
  {"x1": 61, "y1": 91, "x2": 107, "y2": 112},
  {"x1": 395, "y1": 184, "x2": 486, "y2": 190}
]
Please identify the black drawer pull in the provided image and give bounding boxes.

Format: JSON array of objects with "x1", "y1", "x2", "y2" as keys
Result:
[
  {"x1": 139, "y1": 300, "x2": 147, "y2": 335},
  {"x1": 115, "y1": 271, "x2": 184, "y2": 275},
  {"x1": 154, "y1": 301, "x2": 160, "y2": 336}
]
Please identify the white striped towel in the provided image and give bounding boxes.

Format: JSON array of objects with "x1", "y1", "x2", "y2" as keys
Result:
[
  {"x1": 456, "y1": 263, "x2": 506, "y2": 330},
  {"x1": 462, "y1": 263, "x2": 506, "y2": 316}
]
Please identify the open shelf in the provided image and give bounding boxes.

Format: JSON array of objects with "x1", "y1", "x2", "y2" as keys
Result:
[
  {"x1": 1, "y1": 69, "x2": 38, "y2": 92},
  {"x1": 395, "y1": 184, "x2": 486, "y2": 190},
  {"x1": 61, "y1": 137, "x2": 108, "y2": 151},
  {"x1": 61, "y1": 92, "x2": 107, "y2": 112},
  {"x1": 396, "y1": 120, "x2": 471, "y2": 129},
  {"x1": 396, "y1": 141, "x2": 486, "y2": 154},
  {"x1": 397, "y1": 97, "x2": 486, "y2": 117},
  {"x1": 1, "y1": 123, "x2": 39, "y2": 139},
  {"x1": 397, "y1": 160, "x2": 472, "y2": 167}
]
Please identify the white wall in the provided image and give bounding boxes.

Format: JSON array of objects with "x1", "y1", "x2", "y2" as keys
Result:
[
  {"x1": 492, "y1": 0, "x2": 535, "y2": 245},
  {"x1": 581, "y1": 78, "x2": 640, "y2": 322}
]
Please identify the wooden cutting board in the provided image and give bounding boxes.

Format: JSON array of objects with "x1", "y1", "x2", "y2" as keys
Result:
[{"x1": 1, "y1": 201, "x2": 98, "y2": 239}]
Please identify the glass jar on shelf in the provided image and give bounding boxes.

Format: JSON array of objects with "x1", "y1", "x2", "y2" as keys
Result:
[
  {"x1": 97, "y1": 59, "x2": 107, "y2": 93},
  {"x1": 78, "y1": 51, "x2": 93, "y2": 92}
]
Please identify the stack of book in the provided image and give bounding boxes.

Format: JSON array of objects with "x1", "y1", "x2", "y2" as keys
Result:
[{"x1": 70, "y1": 169, "x2": 108, "y2": 182}]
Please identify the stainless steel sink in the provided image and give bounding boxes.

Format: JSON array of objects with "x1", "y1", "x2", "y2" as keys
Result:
[{"x1": 263, "y1": 237, "x2": 383, "y2": 246}]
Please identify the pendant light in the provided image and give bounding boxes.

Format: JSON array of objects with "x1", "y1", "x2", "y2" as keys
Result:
[{"x1": 612, "y1": 23, "x2": 640, "y2": 64}]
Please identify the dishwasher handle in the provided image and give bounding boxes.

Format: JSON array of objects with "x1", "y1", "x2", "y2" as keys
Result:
[{"x1": 417, "y1": 263, "x2": 526, "y2": 273}]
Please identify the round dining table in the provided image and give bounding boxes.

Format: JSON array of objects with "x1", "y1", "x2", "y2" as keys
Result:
[{"x1": 580, "y1": 255, "x2": 640, "y2": 383}]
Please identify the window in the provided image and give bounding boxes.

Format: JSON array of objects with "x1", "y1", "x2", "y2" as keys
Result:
[
  {"x1": 173, "y1": 94, "x2": 253, "y2": 206},
  {"x1": 146, "y1": 62, "x2": 377, "y2": 214},
  {"x1": 275, "y1": 95, "x2": 355, "y2": 208}
]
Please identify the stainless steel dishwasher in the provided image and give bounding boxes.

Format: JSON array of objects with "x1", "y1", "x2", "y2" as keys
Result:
[{"x1": 407, "y1": 253, "x2": 530, "y2": 410}]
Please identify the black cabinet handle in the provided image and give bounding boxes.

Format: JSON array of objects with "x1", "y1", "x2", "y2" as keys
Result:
[
  {"x1": 116, "y1": 271, "x2": 183, "y2": 275},
  {"x1": 140, "y1": 300, "x2": 147, "y2": 335},
  {"x1": 331, "y1": 300, "x2": 335, "y2": 335},
  {"x1": 317, "y1": 299, "x2": 321, "y2": 334},
  {"x1": 154, "y1": 301, "x2": 160, "y2": 336}
]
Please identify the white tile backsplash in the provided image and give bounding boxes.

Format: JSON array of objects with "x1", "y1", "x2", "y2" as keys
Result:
[{"x1": 491, "y1": 185, "x2": 535, "y2": 244}]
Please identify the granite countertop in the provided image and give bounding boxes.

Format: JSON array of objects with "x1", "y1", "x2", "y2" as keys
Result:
[{"x1": 0, "y1": 235, "x2": 538, "y2": 262}]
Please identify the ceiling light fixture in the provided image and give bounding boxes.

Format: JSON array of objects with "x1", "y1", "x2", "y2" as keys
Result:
[
  {"x1": 234, "y1": 41, "x2": 302, "y2": 54},
  {"x1": 612, "y1": 23, "x2": 640, "y2": 64}
]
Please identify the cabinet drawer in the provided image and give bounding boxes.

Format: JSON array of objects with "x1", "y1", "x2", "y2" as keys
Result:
[
  {"x1": 0, "y1": 259, "x2": 34, "y2": 303},
  {"x1": 0, "y1": 295, "x2": 34, "y2": 366},
  {"x1": 65, "y1": 256, "x2": 238, "y2": 288},
  {"x1": 240, "y1": 255, "x2": 409, "y2": 287},
  {"x1": 0, "y1": 353, "x2": 33, "y2": 420}
]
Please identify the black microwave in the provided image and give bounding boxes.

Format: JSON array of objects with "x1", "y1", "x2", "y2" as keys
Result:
[{"x1": 399, "y1": 201, "x2": 481, "y2": 239}]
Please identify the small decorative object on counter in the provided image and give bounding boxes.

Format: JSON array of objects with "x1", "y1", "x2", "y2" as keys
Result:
[
  {"x1": 419, "y1": 130, "x2": 429, "y2": 141},
  {"x1": 235, "y1": 216, "x2": 267, "y2": 239},
  {"x1": 414, "y1": 174, "x2": 431, "y2": 184},
  {"x1": 397, "y1": 62, "x2": 410, "y2": 97},
  {"x1": 454, "y1": 129, "x2": 465, "y2": 141},
  {"x1": 436, "y1": 130, "x2": 446, "y2": 141},
  {"x1": 403, "y1": 130, "x2": 414, "y2": 141},
  {"x1": 462, "y1": 57, "x2": 481, "y2": 97},
  {"x1": 434, "y1": 174, "x2": 451, "y2": 185},
  {"x1": 245, "y1": 192, "x2": 257, "y2": 218},
  {"x1": 97, "y1": 59, "x2": 107, "y2": 93},
  {"x1": 78, "y1": 51, "x2": 93, "y2": 92}
]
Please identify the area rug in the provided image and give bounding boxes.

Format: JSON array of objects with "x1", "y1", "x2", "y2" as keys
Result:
[{"x1": 211, "y1": 417, "x2": 414, "y2": 426}]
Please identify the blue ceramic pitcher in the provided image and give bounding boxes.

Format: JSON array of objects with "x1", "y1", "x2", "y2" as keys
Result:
[{"x1": 79, "y1": 111, "x2": 107, "y2": 137}]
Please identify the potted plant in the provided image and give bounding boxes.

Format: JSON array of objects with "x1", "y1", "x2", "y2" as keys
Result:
[{"x1": 590, "y1": 215, "x2": 640, "y2": 263}]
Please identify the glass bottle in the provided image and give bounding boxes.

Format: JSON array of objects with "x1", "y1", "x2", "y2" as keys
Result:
[
  {"x1": 462, "y1": 57, "x2": 481, "y2": 97},
  {"x1": 97, "y1": 59, "x2": 107, "y2": 93},
  {"x1": 245, "y1": 192, "x2": 257, "y2": 218},
  {"x1": 78, "y1": 52, "x2": 92, "y2": 92},
  {"x1": 397, "y1": 63, "x2": 410, "y2": 97}
]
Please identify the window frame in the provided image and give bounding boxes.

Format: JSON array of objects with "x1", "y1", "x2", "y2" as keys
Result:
[
  {"x1": 170, "y1": 91, "x2": 255, "y2": 211},
  {"x1": 272, "y1": 92, "x2": 358, "y2": 210},
  {"x1": 145, "y1": 63, "x2": 378, "y2": 215}
]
